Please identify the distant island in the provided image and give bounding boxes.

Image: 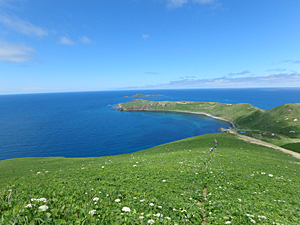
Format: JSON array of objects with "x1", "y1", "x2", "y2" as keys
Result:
[
  {"x1": 118, "y1": 99, "x2": 300, "y2": 152},
  {"x1": 124, "y1": 94, "x2": 163, "y2": 98}
]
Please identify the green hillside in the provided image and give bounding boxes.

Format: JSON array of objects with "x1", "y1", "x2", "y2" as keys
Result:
[
  {"x1": 1, "y1": 133, "x2": 300, "y2": 224},
  {"x1": 118, "y1": 100, "x2": 264, "y2": 123},
  {"x1": 119, "y1": 101, "x2": 300, "y2": 150},
  {"x1": 246, "y1": 103, "x2": 300, "y2": 137}
]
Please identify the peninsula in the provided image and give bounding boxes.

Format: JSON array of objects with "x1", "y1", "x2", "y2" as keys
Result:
[{"x1": 118, "y1": 99, "x2": 300, "y2": 152}]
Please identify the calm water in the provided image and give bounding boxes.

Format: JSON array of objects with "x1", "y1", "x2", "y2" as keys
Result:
[{"x1": 0, "y1": 88, "x2": 299, "y2": 161}]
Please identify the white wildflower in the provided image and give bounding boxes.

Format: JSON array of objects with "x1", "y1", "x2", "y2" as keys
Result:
[
  {"x1": 165, "y1": 216, "x2": 171, "y2": 220},
  {"x1": 89, "y1": 210, "x2": 96, "y2": 215},
  {"x1": 37, "y1": 172, "x2": 41, "y2": 174},
  {"x1": 162, "y1": 180, "x2": 166, "y2": 182},
  {"x1": 102, "y1": 166, "x2": 104, "y2": 168},
  {"x1": 238, "y1": 199, "x2": 242, "y2": 202},
  {"x1": 258, "y1": 215, "x2": 267, "y2": 219},
  {"x1": 250, "y1": 218, "x2": 256, "y2": 223},
  {"x1": 37, "y1": 198, "x2": 47, "y2": 202},
  {"x1": 25, "y1": 203, "x2": 34, "y2": 208},
  {"x1": 133, "y1": 165, "x2": 137, "y2": 167},
  {"x1": 148, "y1": 219, "x2": 155, "y2": 224},
  {"x1": 93, "y1": 197, "x2": 99, "y2": 201},
  {"x1": 139, "y1": 216, "x2": 144, "y2": 219},
  {"x1": 115, "y1": 199, "x2": 121, "y2": 203},
  {"x1": 268, "y1": 174, "x2": 273, "y2": 177},
  {"x1": 38, "y1": 205, "x2": 48, "y2": 211},
  {"x1": 122, "y1": 206, "x2": 130, "y2": 212},
  {"x1": 158, "y1": 205, "x2": 162, "y2": 209},
  {"x1": 149, "y1": 203, "x2": 154, "y2": 206},
  {"x1": 225, "y1": 221, "x2": 231, "y2": 224},
  {"x1": 140, "y1": 199, "x2": 145, "y2": 202},
  {"x1": 261, "y1": 172, "x2": 265, "y2": 174}
]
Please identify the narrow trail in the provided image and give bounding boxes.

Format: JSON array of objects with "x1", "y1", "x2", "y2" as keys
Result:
[
  {"x1": 196, "y1": 153, "x2": 213, "y2": 224},
  {"x1": 197, "y1": 187, "x2": 207, "y2": 224},
  {"x1": 230, "y1": 131, "x2": 300, "y2": 160}
]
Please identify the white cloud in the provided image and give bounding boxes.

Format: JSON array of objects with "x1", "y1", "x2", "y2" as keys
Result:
[
  {"x1": 167, "y1": 0, "x2": 188, "y2": 8},
  {"x1": 142, "y1": 34, "x2": 150, "y2": 39},
  {"x1": 0, "y1": 41, "x2": 35, "y2": 62},
  {"x1": 122, "y1": 73, "x2": 300, "y2": 89},
  {"x1": 0, "y1": 13, "x2": 48, "y2": 37},
  {"x1": 193, "y1": 0, "x2": 215, "y2": 4},
  {"x1": 145, "y1": 72, "x2": 158, "y2": 75},
  {"x1": 228, "y1": 70, "x2": 250, "y2": 76},
  {"x1": 59, "y1": 36, "x2": 75, "y2": 45},
  {"x1": 79, "y1": 36, "x2": 91, "y2": 44},
  {"x1": 167, "y1": 0, "x2": 215, "y2": 8}
]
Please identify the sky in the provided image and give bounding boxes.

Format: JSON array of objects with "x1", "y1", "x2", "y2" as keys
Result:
[{"x1": 1, "y1": 0, "x2": 300, "y2": 94}]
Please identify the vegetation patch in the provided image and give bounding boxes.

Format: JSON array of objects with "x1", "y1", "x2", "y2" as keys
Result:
[
  {"x1": 1, "y1": 133, "x2": 300, "y2": 224},
  {"x1": 281, "y1": 143, "x2": 300, "y2": 153}
]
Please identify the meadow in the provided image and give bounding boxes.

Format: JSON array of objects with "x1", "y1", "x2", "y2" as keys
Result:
[{"x1": 1, "y1": 133, "x2": 300, "y2": 224}]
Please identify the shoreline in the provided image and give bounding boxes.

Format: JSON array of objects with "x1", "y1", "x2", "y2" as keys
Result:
[
  {"x1": 118, "y1": 107, "x2": 300, "y2": 160},
  {"x1": 118, "y1": 106, "x2": 235, "y2": 129}
]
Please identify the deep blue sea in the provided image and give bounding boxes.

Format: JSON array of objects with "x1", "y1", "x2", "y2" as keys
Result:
[{"x1": 0, "y1": 88, "x2": 299, "y2": 161}]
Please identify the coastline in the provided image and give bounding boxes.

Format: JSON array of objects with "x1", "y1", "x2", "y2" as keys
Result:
[
  {"x1": 165, "y1": 110, "x2": 235, "y2": 128},
  {"x1": 118, "y1": 106, "x2": 300, "y2": 160},
  {"x1": 117, "y1": 104, "x2": 235, "y2": 130}
]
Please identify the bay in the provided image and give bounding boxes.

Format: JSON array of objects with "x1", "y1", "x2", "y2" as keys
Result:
[{"x1": 0, "y1": 88, "x2": 299, "y2": 161}]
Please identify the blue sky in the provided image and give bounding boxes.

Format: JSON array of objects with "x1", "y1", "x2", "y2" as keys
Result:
[{"x1": 1, "y1": 0, "x2": 300, "y2": 94}]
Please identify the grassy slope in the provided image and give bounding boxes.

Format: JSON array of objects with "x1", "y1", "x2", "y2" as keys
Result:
[
  {"x1": 119, "y1": 100, "x2": 263, "y2": 123},
  {"x1": 119, "y1": 101, "x2": 300, "y2": 148},
  {"x1": 1, "y1": 133, "x2": 300, "y2": 224}
]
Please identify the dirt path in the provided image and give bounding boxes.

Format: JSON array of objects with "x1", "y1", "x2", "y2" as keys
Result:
[{"x1": 231, "y1": 132, "x2": 300, "y2": 160}]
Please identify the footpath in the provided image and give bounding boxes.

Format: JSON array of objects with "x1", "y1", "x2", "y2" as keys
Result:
[{"x1": 230, "y1": 131, "x2": 300, "y2": 160}]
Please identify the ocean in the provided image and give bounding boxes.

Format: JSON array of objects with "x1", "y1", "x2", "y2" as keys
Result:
[{"x1": 0, "y1": 88, "x2": 299, "y2": 161}]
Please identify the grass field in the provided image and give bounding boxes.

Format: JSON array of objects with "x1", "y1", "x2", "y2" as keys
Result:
[{"x1": 1, "y1": 133, "x2": 300, "y2": 224}]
